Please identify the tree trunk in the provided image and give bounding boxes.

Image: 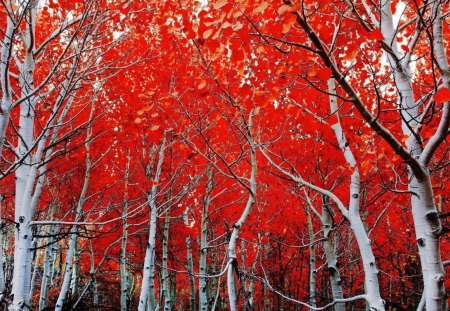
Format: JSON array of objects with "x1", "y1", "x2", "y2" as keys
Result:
[
  {"x1": 28, "y1": 240, "x2": 41, "y2": 306},
  {"x1": 186, "y1": 236, "x2": 196, "y2": 311},
  {"x1": 227, "y1": 114, "x2": 257, "y2": 311},
  {"x1": 199, "y1": 166, "x2": 212, "y2": 311},
  {"x1": 39, "y1": 222, "x2": 56, "y2": 311},
  {"x1": 321, "y1": 197, "x2": 344, "y2": 311},
  {"x1": 328, "y1": 79, "x2": 384, "y2": 310},
  {"x1": 11, "y1": 37, "x2": 37, "y2": 311},
  {"x1": 378, "y1": 2, "x2": 447, "y2": 308},
  {"x1": 138, "y1": 137, "x2": 166, "y2": 311},
  {"x1": 120, "y1": 153, "x2": 131, "y2": 311},
  {"x1": 162, "y1": 207, "x2": 172, "y2": 311},
  {"x1": 88, "y1": 240, "x2": 100, "y2": 311},
  {"x1": 0, "y1": 198, "x2": 5, "y2": 295},
  {"x1": 55, "y1": 108, "x2": 93, "y2": 311},
  {"x1": 70, "y1": 240, "x2": 80, "y2": 298},
  {"x1": 306, "y1": 209, "x2": 316, "y2": 308}
]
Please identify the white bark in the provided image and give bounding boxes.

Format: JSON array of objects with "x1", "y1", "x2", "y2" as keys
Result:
[
  {"x1": 227, "y1": 111, "x2": 257, "y2": 311},
  {"x1": 162, "y1": 207, "x2": 172, "y2": 311},
  {"x1": 28, "y1": 240, "x2": 41, "y2": 305},
  {"x1": 186, "y1": 236, "x2": 196, "y2": 311},
  {"x1": 39, "y1": 221, "x2": 56, "y2": 311},
  {"x1": 0, "y1": 0, "x2": 16, "y2": 155},
  {"x1": 138, "y1": 137, "x2": 166, "y2": 311},
  {"x1": 306, "y1": 209, "x2": 317, "y2": 308},
  {"x1": 11, "y1": 7, "x2": 38, "y2": 308},
  {"x1": 10, "y1": 11, "x2": 85, "y2": 310},
  {"x1": 348, "y1": 172, "x2": 384, "y2": 310},
  {"x1": 199, "y1": 166, "x2": 213, "y2": 311},
  {"x1": 88, "y1": 240, "x2": 99, "y2": 311},
  {"x1": 55, "y1": 108, "x2": 93, "y2": 311},
  {"x1": 0, "y1": 198, "x2": 5, "y2": 295},
  {"x1": 321, "y1": 197, "x2": 344, "y2": 311},
  {"x1": 378, "y1": 2, "x2": 447, "y2": 308},
  {"x1": 328, "y1": 78, "x2": 384, "y2": 310},
  {"x1": 120, "y1": 153, "x2": 131, "y2": 311},
  {"x1": 70, "y1": 240, "x2": 80, "y2": 298}
]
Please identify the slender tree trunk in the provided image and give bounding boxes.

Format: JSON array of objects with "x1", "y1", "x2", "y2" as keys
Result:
[
  {"x1": 11, "y1": 29, "x2": 37, "y2": 310},
  {"x1": 227, "y1": 112, "x2": 257, "y2": 311},
  {"x1": 88, "y1": 240, "x2": 99, "y2": 311},
  {"x1": 306, "y1": 209, "x2": 316, "y2": 308},
  {"x1": 378, "y1": 2, "x2": 447, "y2": 308},
  {"x1": 186, "y1": 236, "x2": 196, "y2": 311},
  {"x1": 170, "y1": 273, "x2": 177, "y2": 309},
  {"x1": 28, "y1": 240, "x2": 41, "y2": 306},
  {"x1": 0, "y1": 0, "x2": 15, "y2": 156},
  {"x1": 240, "y1": 240, "x2": 249, "y2": 310},
  {"x1": 120, "y1": 153, "x2": 131, "y2": 311},
  {"x1": 199, "y1": 166, "x2": 212, "y2": 311},
  {"x1": 55, "y1": 107, "x2": 93, "y2": 311},
  {"x1": 70, "y1": 240, "x2": 80, "y2": 298},
  {"x1": 138, "y1": 137, "x2": 166, "y2": 311},
  {"x1": 162, "y1": 207, "x2": 172, "y2": 311},
  {"x1": 348, "y1": 172, "x2": 384, "y2": 309},
  {"x1": 55, "y1": 230, "x2": 79, "y2": 309},
  {"x1": 0, "y1": 198, "x2": 5, "y2": 295},
  {"x1": 321, "y1": 197, "x2": 344, "y2": 311},
  {"x1": 328, "y1": 79, "x2": 384, "y2": 310},
  {"x1": 39, "y1": 222, "x2": 56, "y2": 311}
]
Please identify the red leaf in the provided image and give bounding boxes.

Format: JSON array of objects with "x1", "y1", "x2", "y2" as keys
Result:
[
  {"x1": 367, "y1": 29, "x2": 384, "y2": 41},
  {"x1": 316, "y1": 68, "x2": 332, "y2": 80},
  {"x1": 401, "y1": 45, "x2": 409, "y2": 53},
  {"x1": 435, "y1": 87, "x2": 450, "y2": 104}
]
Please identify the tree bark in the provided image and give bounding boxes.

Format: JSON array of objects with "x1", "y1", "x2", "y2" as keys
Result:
[
  {"x1": 186, "y1": 236, "x2": 196, "y2": 311},
  {"x1": 138, "y1": 137, "x2": 166, "y2": 311},
  {"x1": 306, "y1": 209, "x2": 317, "y2": 308},
  {"x1": 55, "y1": 106, "x2": 93, "y2": 311},
  {"x1": 199, "y1": 166, "x2": 213, "y2": 311},
  {"x1": 162, "y1": 207, "x2": 172, "y2": 311},
  {"x1": 321, "y1": 197, "x2": 344, "y2": 311},
  {"x1": 227, "y1": 112, "x2": 257, "y2": 311},
  {"x1": 120, "y1": 153, "x2": 131, "y2": 311}
]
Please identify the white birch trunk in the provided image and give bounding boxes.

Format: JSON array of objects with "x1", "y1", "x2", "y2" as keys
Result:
[
  {"x1": 55, "y1": 109, "x2": 93, "y2": 311},
  {"x1": 306, "y1": 209, "x2": 317, "y2": 308},
  {"x1": 321, "y1": 197, "x2": 344, "y2": 311},
  {"x1": 328, "y1": 79, "x2": 384, "y2": 310},
  {"x1": 378, "y1": 2, "x2": 447, "y2": 308},
  {"x1": 120, "y1": 154, "x2": 131, "y2": 311},
  {"x1": 348, "y1": 172, "x2": 384, "y2": 310},
  {"x1": 186, "y1": 236, "x2": 196, "y2": 311},
  {"x1": 54, "y1": 215, "x2": 80, "y2": 309},
  {"x1": 39, "y1": 222, "x2": 56, "y2": 311},
  {"x1": 11, "y1": 8, "x2": 37, "y2": 307},
  {"x1": 162, "y1": 207, "x2": 172, "y2": 311},
  {"x1": 246, "y1": 235, "x2": 261, "y2": 310},
  {"x1": 39, "y1": 203, "x2": 57, "y2": 311},
  {"x1": 28, "y1": 240, "x2": 41, "y2": 305},
  {"x1": 227, "y1": 112, "x2": 257, "y2": 311},
  {"x1": 199, "y1": 166, "x2": 213, "y2": 311},
  {"x1": 70, "y1": 240, "x2": 80, "y2": 298},
  {"x1": 138, "y1": 137, "x2": 166, "y2": 311},
  {"x1": 0, "y1": 198, "x2": 5, "y2": 295},
  {"x1": 0, "y1": 0, "x2": 15, "y2": 155},
  {"x1": 88, "y1": 240, "x2": 99, "y2": 311}
]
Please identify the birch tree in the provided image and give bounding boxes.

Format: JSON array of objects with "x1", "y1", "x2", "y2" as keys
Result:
[{"x1": 138, "y1": 136, "x2": 166, "y2": 311}]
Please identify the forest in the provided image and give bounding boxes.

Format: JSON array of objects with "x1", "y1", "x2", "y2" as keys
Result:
[{"x1": 0, "y1": 0, "x2": 449, "y2": 310}]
